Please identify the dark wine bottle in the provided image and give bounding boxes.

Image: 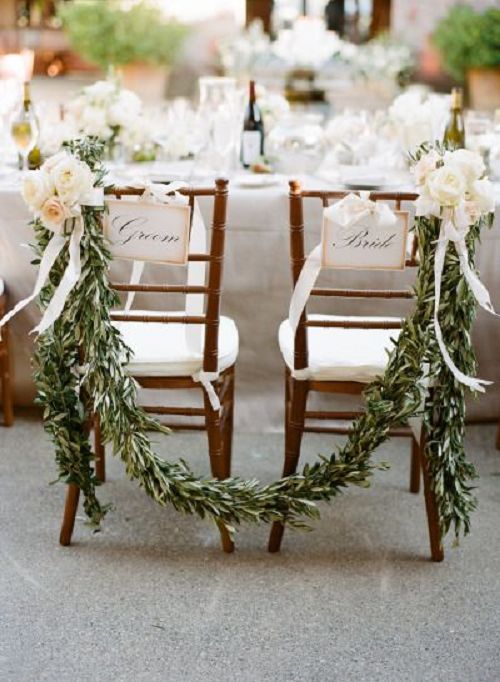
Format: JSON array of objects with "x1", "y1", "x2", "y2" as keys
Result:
[
  {"x1": 241, "y1": 80, "x2": 264, "y2": 168},
  {"x1": 443, "y1": 87, "x2": 465, "y2": 150}
]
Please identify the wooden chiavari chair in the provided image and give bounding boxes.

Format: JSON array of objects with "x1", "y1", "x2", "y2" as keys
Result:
[
  {"x1": 0, "y1": 282, "x2": 14, "y2": 426},
  {"x1": 268, "y1": 180, "x2": 444, "y2": 561},
  {"x1": 59, "y1": 178, "x2": 237, "y2": 552}
]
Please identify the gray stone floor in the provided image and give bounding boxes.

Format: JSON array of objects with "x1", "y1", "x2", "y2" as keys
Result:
[{"x1": 1, "y1": 415, "x2": 499, "y2": 681}]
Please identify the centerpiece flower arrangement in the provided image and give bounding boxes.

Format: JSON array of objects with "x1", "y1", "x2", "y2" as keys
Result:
[
  {"x1": 67, "y1": 78, "x2": 152, "y2": 160},
  {"x1": 388, "y1": 89, "x2": 450, "y2": 154}
]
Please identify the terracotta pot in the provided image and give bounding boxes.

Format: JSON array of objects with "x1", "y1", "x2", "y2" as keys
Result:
[
  {"x1": 467, "y1": 67, "x2": 500, "y2": 111},
  {"x1": 119, "y1": 63, "x2": 170, "y2": 102}
]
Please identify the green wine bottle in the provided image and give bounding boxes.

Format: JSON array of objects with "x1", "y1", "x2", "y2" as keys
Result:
[
  {"x1": 16, "y1": 81, "x2": 42, "y2": 170},
  {"x1": 443, "y1": 87, "x2": 465, "y2": 150}
]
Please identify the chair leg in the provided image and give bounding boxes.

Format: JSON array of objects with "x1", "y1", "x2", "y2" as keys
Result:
[
  {"x1": 419, "y1": 437, "x2": 444, "y2": 562},
  {"x1": 409, "y1": 437, "x2": 421, "y2": 493},
  {"x1": 221, "y1": 366, "x2": 235, "y2": 480},
  {"x1": 204, "y1": 388, "x2": 234, "y2": 554},
  {"x1": 269, "y1": 378, "x2": 309, "y2": 553},
  {"x1": 496, "y1": 420, "x2": 500, "y2": 450},
  {"x1": 1, "y1": 325, "x2": 14, "y2": 427},
  {"x1": 59, "y1": 484, "x2": 80, "y2": 546},
  {"x1": 94, "y1": 414, "x2": 106, "y2": 483}
]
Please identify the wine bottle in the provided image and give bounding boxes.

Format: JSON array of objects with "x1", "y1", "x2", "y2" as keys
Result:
[
  {"x1": 443, "y1": 87, "x2": 465, "y2": 150},
  {"x1": 241, "y1": 80, "x2": 264, "y2": 168},
  {"x1": 14, "y1": 81, "x2": 41, "y2": 170}
]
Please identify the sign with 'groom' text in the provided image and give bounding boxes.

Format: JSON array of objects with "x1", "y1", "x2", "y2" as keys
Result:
[
  {"x1": 321, "y1": 211, "x2": 409, "y2": 271},
  {"x1": 105, "y1": 199, "x2": 191, "y2": 265}
]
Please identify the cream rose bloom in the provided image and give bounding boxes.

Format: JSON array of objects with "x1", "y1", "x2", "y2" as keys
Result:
[
  {"x1": 50, "y1": 155, "x2": 94, "y2": 206},
  {"x1": 426, "y1": 165, "x2": 466, "y2": 207},
  {"x1": 470, "y1": 178, "x2": 495, "y2": 215},
  {"x1": 444, "y1": 149, "x2": 485, "y2": 185},
  {"x1": 413, "y1": 149, "x2": 440, "y2": 186},
  {"x1": 40, "y1": 197, "x2": 69, "y2": 232},
  {"x1": 21, "y1": 170, "x2": 53, "y2": 211}
]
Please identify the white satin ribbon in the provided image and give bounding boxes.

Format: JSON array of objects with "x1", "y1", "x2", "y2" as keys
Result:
[
  {"x1": 432, "y1": 205, "x2": 497, "y2": 392},
  {"x1": 289, "y1": 193, "x2": 398, "y2": 334},
  {"x1": 0, "y1": 188, "x2": 104, "y2": 335},
  {"x1": 120, "y1": 181, "x2": 219, "y2": 410}
]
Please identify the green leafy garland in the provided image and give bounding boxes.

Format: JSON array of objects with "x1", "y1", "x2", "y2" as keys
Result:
[{"x1": 33, "y1": 138, "x2": 487, "y2": 541}]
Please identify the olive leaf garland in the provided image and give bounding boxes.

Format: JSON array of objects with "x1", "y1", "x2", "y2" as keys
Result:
[{"x1": 32, "y1": 137, "x2": 488, "y2": 542}]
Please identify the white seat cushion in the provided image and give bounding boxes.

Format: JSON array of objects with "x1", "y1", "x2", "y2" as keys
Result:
[
  {"x1": 279, "y1": 314, "x2": 401, "y2": 383},
  {"x1": 114, "y1": 311, "x2": 239, "y2": 377},
  {"x1": 0, "y1": 279, "x2": 4, "y2": 296}
]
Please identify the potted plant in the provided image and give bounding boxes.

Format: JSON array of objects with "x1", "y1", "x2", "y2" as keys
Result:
[
  {"x1": 433, "y1": 4, "x2": 500, "y2": 110},
  {"x1": 58, "y1": 0, "x2": 187, "y2": 100}
]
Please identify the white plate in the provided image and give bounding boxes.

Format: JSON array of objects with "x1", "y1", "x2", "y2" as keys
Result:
[
  {"x1": 235, "y1": 174, "x2": 281, "y2": 188},
  {"x1": 342, "y1": 176, "x2": 386, "y2": 190}
]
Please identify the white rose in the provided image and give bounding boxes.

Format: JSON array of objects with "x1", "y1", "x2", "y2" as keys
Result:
[
  {"x1": 42, "y1": 151, "x2": 70, "y2": 174},
  {"x1": 426, "y1": 165, "x2": 466, "y2": 207},
  {"x1": 81, "y1": 106, "x2": 112, "y2": 139},
  {"x1": 413, "y1": 149, "x2": 440, "y2": 186},
  {"x1": 444, "y1": 149, "x2": 485, "y2": 185},
  {"x1": 50, "y1": 155, "x2": 94, "y2": 206},
  {"x1": 470, "y1": 178, "x2": 495, "y2": 215},
  {"x1": 83, "y1": 80, "x2": 116, "y2": 104},
  {"x1": 21, "y1": 170, "x2": 54, "y2": 211},
  {"x1": 40, "y1": 197, "x2": 69, "y2": 233},
  {"x1": 108, "y1": 90, "x2": 142, "y2": 128}
]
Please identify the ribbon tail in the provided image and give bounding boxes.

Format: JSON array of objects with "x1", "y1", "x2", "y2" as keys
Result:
[
  {"x1": 455, "y1": 239, "x2": 498, "y2": 316},
  {"x1": 32, "y1": 220, "x2": 84, "y2": 335},
  {"x1": 0, "y1": 233, "x2": 67, "y2": 330},
  {"x1": 193, "y1": 371, "x2": 220, "y2": 411},
  {"x1": 185, "y1": 202, "x2": 206, "y2": 356},
  {"x1": 124, "y1": 260, "x2": 145, "y2": 312},
  {"x1": 434, "y1": 235, "x2": 490, "y2": 393},
  {"x1": 288, "y1": 244, "x2": 322, "y2": 334}
]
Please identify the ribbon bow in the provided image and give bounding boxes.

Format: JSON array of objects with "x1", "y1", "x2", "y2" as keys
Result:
[
  {"x1": 115, "y1": 181, "x2": 221, "y2": 411},
  {"x1": 0, "y1": 187, "x2": 104, "y2": 335},
  {"x1": 433, "y1": 204, "x2": 497, "y2": 392},
  {"x1": 288, "y1": 193, "x2": 399, "y2": 334},
  {"x1": 325, "y1": 191, "x2": 397, "y2": 230}
]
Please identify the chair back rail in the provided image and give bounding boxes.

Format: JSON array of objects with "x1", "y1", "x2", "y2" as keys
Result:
[
  {"x1": 288, "y1": 180, "x2": 419, "y2": 371},
  {"x1": 105, "y1": 179, "x2": 229, "y2": 373}
]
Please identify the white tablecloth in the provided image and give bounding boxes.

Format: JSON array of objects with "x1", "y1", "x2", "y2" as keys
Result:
[{"x1": 1, "y1": 167, "x2": 499, "y2": 430}]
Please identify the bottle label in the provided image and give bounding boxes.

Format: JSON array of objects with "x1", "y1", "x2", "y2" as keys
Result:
[{"x1": 241, "y1": 131, "x2": 262, "y2": 165}]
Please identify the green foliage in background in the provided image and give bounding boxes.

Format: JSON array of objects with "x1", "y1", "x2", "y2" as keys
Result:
[
  {"x1": 433, "y1": 4, "x2": 500, "y2": 81},
  {"x1": 58, "y1": 0, "x2": 187, "y2": 68}
]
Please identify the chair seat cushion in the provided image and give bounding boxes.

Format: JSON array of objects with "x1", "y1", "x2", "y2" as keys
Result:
[
  {"x1": 0, "y1": 279, "x2": 4, "y2": 296},
  {"x1": 279, "y1": 314, "x2": 401, "y2": 383},
  {"x1": 113, "y1": 311, "x2": 239, "y2": 377}
]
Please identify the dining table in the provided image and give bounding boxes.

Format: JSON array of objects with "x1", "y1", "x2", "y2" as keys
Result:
[{"x1": 1, "y1": 160, "x2": 499, "y2": 431}]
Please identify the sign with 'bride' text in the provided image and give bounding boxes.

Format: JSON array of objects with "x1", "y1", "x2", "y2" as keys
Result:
[
  {"x1": 321, "y1": 211, "x2": 409, "y2": 271},
  {"x1": 104, "y1": 199, "x2": 191, "y2": 265}
]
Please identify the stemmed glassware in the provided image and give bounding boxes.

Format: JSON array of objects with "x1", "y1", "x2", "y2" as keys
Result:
[{"x1": 11, "y1": 102, "x2": 38, "y2": 173}]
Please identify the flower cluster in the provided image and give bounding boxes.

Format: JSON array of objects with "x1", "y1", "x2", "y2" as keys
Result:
[
  {"x1": 389, "y1": 89, "x2": 450, "y2": 152},
  {"x1": 21, "y1": 151, "x2": 94, "y2": 233},
  {"x1": 67, "y1": 79, "x2": 143, "y2": 144},
  {"x1": 413, "y1": 147, "x2": 495, "y2": 224}
]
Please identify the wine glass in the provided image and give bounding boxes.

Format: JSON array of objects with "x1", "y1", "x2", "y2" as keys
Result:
[{"x1": 11, "y1": 109, "x2": 38, "y2": 173}]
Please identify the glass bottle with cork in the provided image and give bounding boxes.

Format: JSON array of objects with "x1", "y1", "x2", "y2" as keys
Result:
[
  {"x1": 12, "y1": 81, "x2": 41, "y2": 171},
  {"x1": 240, "y1": 80, "x2": 264, "y2": 168},
  {"x1": 443, "y1": 87, "x2": 465, "y2": 150}
]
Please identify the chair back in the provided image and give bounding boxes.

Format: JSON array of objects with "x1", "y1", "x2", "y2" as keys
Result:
[
  {"x1": 288, "y1": 179, "x2": 419, "y2": 372},
  {"x1": 106, "y1": 178, "x2": 229, "y2": 373}
]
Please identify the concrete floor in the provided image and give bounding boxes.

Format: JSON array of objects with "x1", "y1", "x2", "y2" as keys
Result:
[{"x1": 1, "y1": 415, "x2": 499, "y2": 681}]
